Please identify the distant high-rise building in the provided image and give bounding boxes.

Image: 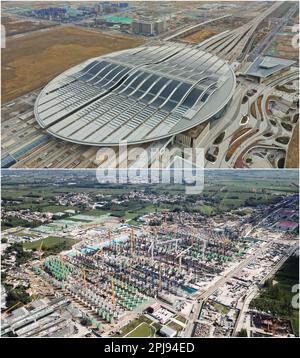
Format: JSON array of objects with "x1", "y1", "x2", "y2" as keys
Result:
[
  {"x1": 132, "y1": 20, "x2": 154, "y2": 35},
  {"x1": 141, "y1": 22, "x2": 154, "y2": 35},
  {"x1": 96, "y1": 4, "x2": 103, "y2": 14},
  {"x1": 132, "y1": 21, "x2": 141, "y2": 34},
  {"x1": 154, "y1": 20, "x2": 167, "y2": 34},
  {"x1": 132, "y1": 19, "x2": 166, "y2": 35}
]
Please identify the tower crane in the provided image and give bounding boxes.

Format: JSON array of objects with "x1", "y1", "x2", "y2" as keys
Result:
[
  {"x1": 175, "y1": 245, "x2": 193, "y2": 271},
  {"x1": 38, "y1": 239, "x2": 44, "y2": 260},
  {"x1": 130, "y1": 228, "x2": 136, "y2": 257},
  {"x1": 158, "y1": 262, "x2": 163, "y2": 293},
  {"x1": 59, "y1": 254, "x2": 67, "y2": 289},
  {"x1": 108, "y1": 230, "x2": 113, "y2": 250},
  {"x1": 81, "y1": 267, "x2": 95, "y2": 289},
  {"x1": 106, "y1": 271, "x2": 117, "y2": 308},
  {"x1": 92, "y1": 247, "x2": 103, "y2": 258},
  {"x1": 148, "y1": 237, "x2": 181, "y2": 262}
]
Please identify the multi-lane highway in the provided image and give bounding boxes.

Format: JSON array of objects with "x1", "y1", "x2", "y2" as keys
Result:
[
  {"x1": 164, "y1": 15, "x2": 232, "y2": 41},
  {"x1": 161, "y1": 1, "x2": 298, "y2": 170},
  {"x1": 197, "y1": 2, "x2": 284, "y2": 63}
]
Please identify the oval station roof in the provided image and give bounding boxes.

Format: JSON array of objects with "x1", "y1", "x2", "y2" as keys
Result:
[{"x1": 34, "y1": 43, "x2": 236, "y2": 146}]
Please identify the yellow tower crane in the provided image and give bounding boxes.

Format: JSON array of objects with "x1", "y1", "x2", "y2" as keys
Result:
[
  {"x1": 81, "y1": 267, "x2": 96, "y2": 289},
  {"x1": 111, "y1": 277, "x2": 117, "y2": 308},
  {"x1": 158, "y1": 262, "x2": 162, "y2": 292},
  {"x1": 106, "y1": 271, "x2": 117, "y2": 308},
  {"x1": 130, "y1": 228, "x2": 136, "y2": 257},
  {"x1": 38, "y1": 239, "x2": 44, "y2": 260},
  {"x1": 108, "y1": 230, "x2": 113, "y2": 251},
  {"x1": 92, "y1": 247, "x2": 103, "y2": 258}
]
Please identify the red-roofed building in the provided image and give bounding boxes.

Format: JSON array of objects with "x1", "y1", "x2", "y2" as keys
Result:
[
  {"x1": 274, "y1": 220, "x2": 298, "y2": 232},
  {"x1": 279, "y1": 209, "x2": 297, "y2": 220},
  {"x1": 147, "y1": 302, "x2": 161, "y2": 314}
]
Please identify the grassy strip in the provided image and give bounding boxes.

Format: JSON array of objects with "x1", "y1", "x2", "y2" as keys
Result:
[{"x1": 23, "y1": 236, "x2": 76, "y2": 253}]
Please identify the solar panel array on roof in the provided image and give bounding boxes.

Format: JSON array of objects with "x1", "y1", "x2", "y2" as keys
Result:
[{"x1": 35, "y1": 43, "x2": 236, "y2": 146}]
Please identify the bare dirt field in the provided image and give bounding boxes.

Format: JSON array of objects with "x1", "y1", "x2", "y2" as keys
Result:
[
  {"x1": 286, "y1": 122, "x2": 299, "y2": 168},
  {"x1": 265, "y1": 29, "x2": 299, "y2": 63},
  {"x1": 2, "y1": 16, "x2": 57, "y2": 36},
  {"x1": 180, "y1": 17, "x2": 246, "y2": 44},
  {"x1": 1, "y1": 1, "x2": 71, "y2": 11},
  {"x1": 181, "y1": 27, "x2": 219, "y2": 44},
  {"x1": 2, "y1": 26, "x2": 145, "y2": 102}
]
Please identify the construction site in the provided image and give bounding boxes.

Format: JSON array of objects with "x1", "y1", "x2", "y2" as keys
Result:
[
  {"x1": 12, "y1": 222, "x2": 259, "y2": 337},
  {"x1": 1, "y1": 169, "x2": 299, "y2": 338}
]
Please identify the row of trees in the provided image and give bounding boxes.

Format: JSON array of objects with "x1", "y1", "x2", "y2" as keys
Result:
[
  {"x1": 250, "y1": 257, "x2": 299, "y2": 318},
  {"x1": 4, "y1": 284, "x2": 31, "y2": 310}
]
